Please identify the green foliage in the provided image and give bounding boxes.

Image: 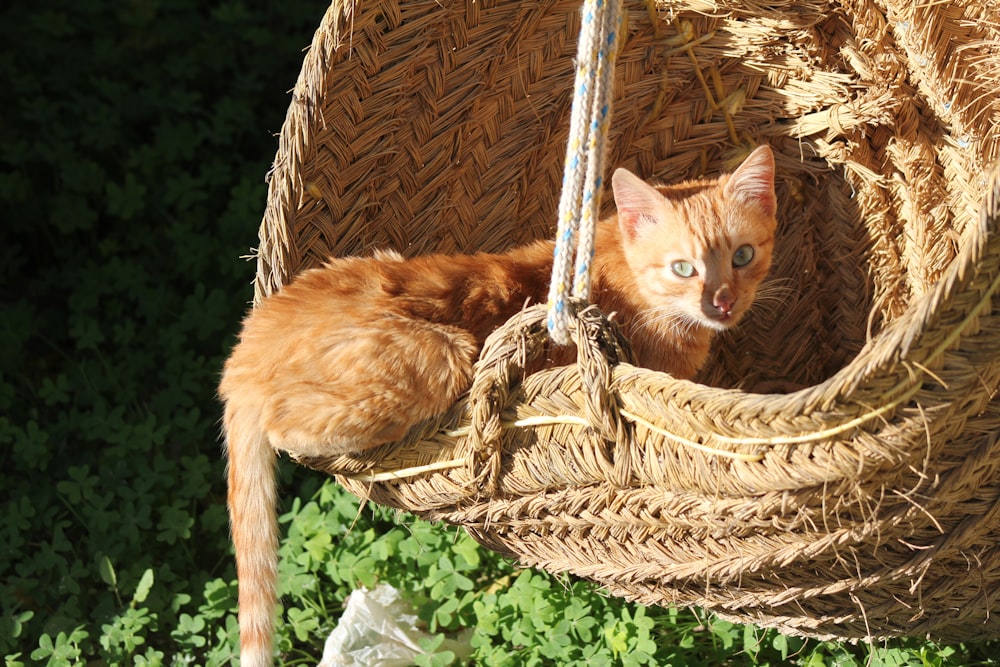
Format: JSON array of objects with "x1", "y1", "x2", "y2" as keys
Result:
[
  {"x1": 0, "y1": 0, "x2": 316, "y2": 662},
  {"x1": 1, "y1": 0, "x2": 999, "y2": 665}
]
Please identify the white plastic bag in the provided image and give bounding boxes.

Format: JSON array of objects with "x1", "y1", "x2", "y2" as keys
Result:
[{"x1": 317, "y1": 583, "x2": 472, "y2": 667}]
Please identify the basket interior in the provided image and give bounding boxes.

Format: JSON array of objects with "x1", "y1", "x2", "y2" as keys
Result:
[{"x1": 257, "y1": 0, "x2": 1000, "y2": 391}]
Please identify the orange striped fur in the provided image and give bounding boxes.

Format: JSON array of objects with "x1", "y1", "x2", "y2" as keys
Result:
[{"x1": 218, "y1": 146, "x2": 777, "y2": 665}]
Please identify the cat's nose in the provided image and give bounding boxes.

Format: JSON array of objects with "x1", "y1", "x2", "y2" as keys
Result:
[{"x1": 713, "y1": 290, "x2": 735, "y2": 316}]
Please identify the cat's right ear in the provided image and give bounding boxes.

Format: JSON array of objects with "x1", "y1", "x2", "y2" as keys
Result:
[{"x1": 612, "y1": 168, "x2": 664, "y2": 240}]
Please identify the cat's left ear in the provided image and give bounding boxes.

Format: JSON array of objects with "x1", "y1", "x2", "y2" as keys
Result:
[
  {"x1": 724, "y1": 145, "x2": 776, "y2": 217},
  {"x1": 612, "y1": 167, "x2": 666, "y2": 240}
]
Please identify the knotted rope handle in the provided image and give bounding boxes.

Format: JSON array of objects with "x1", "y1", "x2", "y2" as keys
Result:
[{"x1": 546, "y1": 0, "x2": 625, "y2": 345}]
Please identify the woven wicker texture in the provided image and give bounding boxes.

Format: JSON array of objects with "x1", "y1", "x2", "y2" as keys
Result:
[{"x1": 252, "y1": 0, "x2": 1000, "y2": 642}]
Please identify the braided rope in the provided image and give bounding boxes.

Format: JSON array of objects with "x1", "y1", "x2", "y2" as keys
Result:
[{"x1": 546, "y1": 0, "x2": 625, "y2": 345}]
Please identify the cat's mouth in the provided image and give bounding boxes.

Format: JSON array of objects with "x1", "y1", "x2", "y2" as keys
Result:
[{"x1": 703, "y1": 309, "x2": 742, "y2": 330}]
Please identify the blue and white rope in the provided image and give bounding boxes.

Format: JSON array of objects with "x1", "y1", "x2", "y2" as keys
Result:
[{"x1": 546, "y1": 0, "x2": 624, "y2": 345}]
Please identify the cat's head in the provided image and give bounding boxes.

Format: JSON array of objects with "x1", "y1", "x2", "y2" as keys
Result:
[{"x1": 612, "y1": 145, "x2": 777, "y2": 333}]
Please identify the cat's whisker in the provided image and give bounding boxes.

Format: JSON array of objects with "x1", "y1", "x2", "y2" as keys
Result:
[
  {"x1": 634, "y1": 307, "x2": 698, "y2": 338},
  {"x1": 748, "y1": 280, "x2": 798, "y2": 317},
  {"x1": 632, "y1": 307, "x2": 673, "y2": 332},
  {"x1": 748, "y1": 299, "x2": 781, "y2": 318},
  {"x1": 755, "y1": 278, "x2": 797, "y2": 301},
  {"x1": 647, "y1": 307, "x2": 689, "y2": 329}
]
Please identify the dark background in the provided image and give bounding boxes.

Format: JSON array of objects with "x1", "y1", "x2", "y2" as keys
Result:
[{"x1": 0, "y1": 0, "x2": 319, "y2": 660}]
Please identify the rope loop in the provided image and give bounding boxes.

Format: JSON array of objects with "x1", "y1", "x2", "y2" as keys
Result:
[
  {"x1": 467, "y1": 300, "x2": 635, "y2": 495},
  {"x1": 547, "y1": 0, "x2": 625, "y2": 345}
]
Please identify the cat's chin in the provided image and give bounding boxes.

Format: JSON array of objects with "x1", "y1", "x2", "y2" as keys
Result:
[{"x1": 701, "y1": 313, "x2": 742, "y2": 332}]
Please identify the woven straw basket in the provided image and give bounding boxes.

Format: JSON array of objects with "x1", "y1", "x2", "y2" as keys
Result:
[{"x1": 252, "y1": 0, "x2": 1000, "y2": 642}]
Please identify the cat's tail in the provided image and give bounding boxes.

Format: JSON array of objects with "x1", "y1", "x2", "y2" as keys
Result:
[{"x1": 223, "y1": 402, "x2": 278, "y2": 667}]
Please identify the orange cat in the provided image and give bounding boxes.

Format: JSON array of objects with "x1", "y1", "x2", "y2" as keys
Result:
[{"x1": 220, "y1": 145, "x2": 776, "y2": 666}]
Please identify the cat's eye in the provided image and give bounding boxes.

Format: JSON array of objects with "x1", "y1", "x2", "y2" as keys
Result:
[
  {"x1": 732, "y1": 245, "x2": 754, "y2": 267},
  {"x1": 671, "y1": 260, "x2": 696, "y2": 278}
]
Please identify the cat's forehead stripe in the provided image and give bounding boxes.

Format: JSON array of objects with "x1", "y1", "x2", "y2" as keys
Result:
[{"x1": 674, "y1": 191, "x2": 730, "y2": 247}]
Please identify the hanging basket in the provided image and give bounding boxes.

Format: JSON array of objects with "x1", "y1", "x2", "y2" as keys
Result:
[{"x1": 252, "y1": 0, "x2": 1000, "y2": 642}]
